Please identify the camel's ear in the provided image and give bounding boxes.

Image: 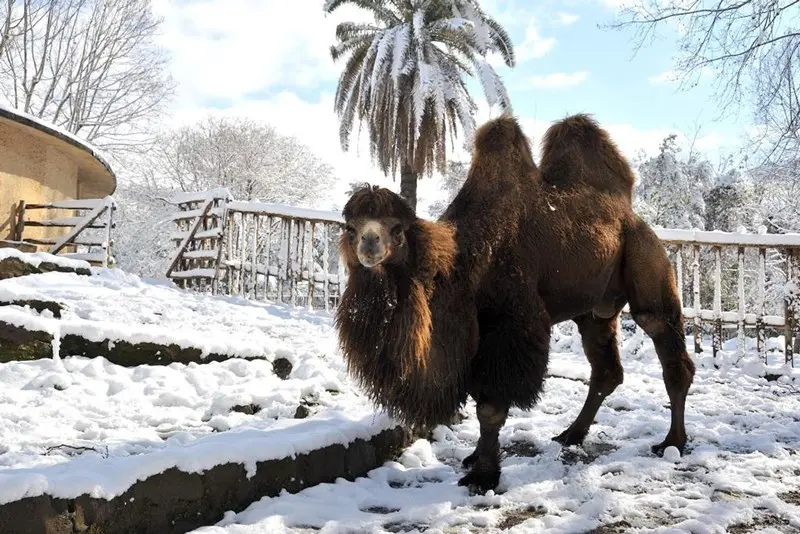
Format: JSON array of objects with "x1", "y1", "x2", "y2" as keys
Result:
[{"x1": 413, "y1": 219, "x2": 457, "y2": 280}]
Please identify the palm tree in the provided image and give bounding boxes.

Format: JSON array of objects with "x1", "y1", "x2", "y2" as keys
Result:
[{"x1": 325, "y1": 0, "x2": 515, "y2": 212}]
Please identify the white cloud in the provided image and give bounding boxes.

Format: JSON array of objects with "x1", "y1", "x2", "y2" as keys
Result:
[
  {"x1": 529, "y1": 71, "x2": 589, "y2": 89},
  {"x1": 555, "y1": 12, "x2": 579, "y2": 26},
  {"x1": 648, "y1": 70, "x2": 679, "y2": 85},
  {"x1": 151, "y1": 0, "x2": 368, "y2": 108},
  {"x1": 598, "y1": 0, "x2": 638, "y2": 9},
  {"x1": 649, "y1": 66, "x2": 714, "y2": 86},
  {"x1": 149, "y1": 0, "x2": 733, "y2": 215},
  {"x1": 515, "y1": 20, "x2": 557, "y2": 62}
]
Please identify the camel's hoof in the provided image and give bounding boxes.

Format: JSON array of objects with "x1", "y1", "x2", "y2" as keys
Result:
[
  {"x1": 651, "y1": 440, "x2": 686, "y2": 457},
  {"x1": 461, "y1": 451, "x2": 478, "y2": 468},
  {"x1": 458, "y1": 469, "x2": 500, "y2": 494},
  {"x1": 552, "y1": 428, "x2": 587, "y2": 447}
]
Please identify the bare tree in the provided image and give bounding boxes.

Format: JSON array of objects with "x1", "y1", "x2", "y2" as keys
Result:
[
  {"x1": 0, "y1": 1, "x2": 23, "y2": 58},
  {"x1": 0, "y1": 0, "x2": 174, "y2": 155},
  {"x1": 606, "y1": 1, "x2": 800, "y2": 164},
  {"x1": 142, "y1": 116, "x2": 338, "y2": 207}
]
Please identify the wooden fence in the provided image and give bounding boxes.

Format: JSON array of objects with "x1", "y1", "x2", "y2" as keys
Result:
[
  {"x1": 656, "y1": 229, "x2": 798, "y2": 364},
  {"x1": 13, "y1": 196, "x2": 117, "y2": 267},
  {"x1": 165, "y1": 190, "x2": 343, "y2": 310},
  {"x1": 167, "y1": 192, "x2": 799, "y2": 366},
  {"x1": 165, "y1": 189, "x2": 230, "y2": 292}
]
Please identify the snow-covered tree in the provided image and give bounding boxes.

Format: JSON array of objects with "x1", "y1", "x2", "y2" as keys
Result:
[
  {"x1": 703, "y1": 168, "x2": 758, "y2": 232},
  {"x1": 113, "y1": 117, "x2": 338, "y2": 278},
  {"x1": 428, "y1": 159, "x2": 468, "y2": 218},
  {"x1": 607, "y1": 1, "x2": 800, "y2": 167},
  {"x1": 750, "y1": 161, "x2": 800, "y2": 234},
  {"x1": 145, "y1": 116, "x2": 337, "y2": 206},
  {"x1": 326, "y1": 0, "x2": 514, "y2": 212},
  {"x1": 112, "y1": 183, "x2": 174, "y2": 279},
  {"x1": 634, "y1": 134, "x2": 714, "y2": 230},
  {"x1": 0, "y1": 0, "x2": 174, "y2": 158}
]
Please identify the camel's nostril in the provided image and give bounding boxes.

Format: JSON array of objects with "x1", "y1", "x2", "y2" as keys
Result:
[{"x1": 362, "y1": 233, "x2": 380, "y2": 244}]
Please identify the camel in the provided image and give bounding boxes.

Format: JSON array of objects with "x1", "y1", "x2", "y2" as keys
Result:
[{"x1": 334, "y1": 113, "x2": 696, "y2": 493}]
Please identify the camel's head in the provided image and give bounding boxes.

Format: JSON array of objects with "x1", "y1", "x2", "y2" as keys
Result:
[{"x1": 340, "y1": 185, "x2": 416, "y2": 269}]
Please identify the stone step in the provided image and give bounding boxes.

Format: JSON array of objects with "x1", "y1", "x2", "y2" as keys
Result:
[
  {"x1": 0, "y1": 319, "x2": 287, "y2": 371},
  {"x1": 0, "y1": 255, "x2": 90, "y2": 280},
  {"x1": 0, "y1": 419, "x2": 414, "y2": 534}
]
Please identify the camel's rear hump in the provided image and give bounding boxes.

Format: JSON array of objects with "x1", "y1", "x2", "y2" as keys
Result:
[{"x1": 539, "y1": 113, "x2": 635, "y2": 200}]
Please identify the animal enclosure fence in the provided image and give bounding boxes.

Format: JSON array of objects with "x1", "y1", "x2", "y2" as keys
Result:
[
  {"x1": 167, "y1": 190, "x2": 344, "y2": 310},
  {"x1": 656, "y1": 229, "x2": 799, "y2": 365},
  {"x1": 12, "y1": 196, "x2": 117, "y2": 267},
  {"x1": 167, "y1": 190, "x2": 800, "y2": 366}
]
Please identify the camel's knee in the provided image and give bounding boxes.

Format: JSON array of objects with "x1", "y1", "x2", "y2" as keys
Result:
[
  {"x1": 476, "y1": 401, "x2": 508, "y2": 428},
  {"x1": 591, "y1": 364, "x2": 624, "y2": 395},
  {"x1": 633, "y1": 311, "x2": 695, "y2": 393}
]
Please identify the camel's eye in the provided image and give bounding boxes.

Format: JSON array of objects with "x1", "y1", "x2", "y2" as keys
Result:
[{"x1": 390, "y1": 224, "x2": 403, "y2": 236}]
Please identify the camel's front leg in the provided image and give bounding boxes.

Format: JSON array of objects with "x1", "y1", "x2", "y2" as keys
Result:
[{"x1": 458, "y1": 400, "x2": 508, "y2": 493}]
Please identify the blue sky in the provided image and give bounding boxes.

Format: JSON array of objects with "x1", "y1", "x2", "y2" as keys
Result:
[{"x1": 151, "y1": 0, "x2": 750, "y2": 211}]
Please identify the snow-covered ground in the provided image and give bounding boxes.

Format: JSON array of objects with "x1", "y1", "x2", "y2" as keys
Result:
[
  {"x1": 0, "y1": 267, "x2": 391, "y2": 505},
  {"x1": 190, "y1": 332, "x2": 800, "y2": 534},
  {"x1": 2, "y1": 263, "x2": 799, "y2": 532},
  {"x1": 0, "y1": 267, "x2": 333, "y2": 358}
]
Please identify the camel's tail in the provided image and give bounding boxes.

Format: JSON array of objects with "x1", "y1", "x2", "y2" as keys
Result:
[{"x1": 539, "y1": 113, "x2": 635, "y2": 199}]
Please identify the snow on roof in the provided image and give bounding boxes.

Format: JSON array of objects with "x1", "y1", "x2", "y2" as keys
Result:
[{"x1": 0, "y1": 102, "x2": 116, "y2": 182}]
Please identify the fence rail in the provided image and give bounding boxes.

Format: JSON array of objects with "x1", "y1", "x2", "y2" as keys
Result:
[
  {"x1": 13, "y1": 196, "x2": 117, "y2": 267},
  {"x1": 656, "y1": 229, "x2": 799, "y2": 364},
  {"x1": 167, "y1": 191, "x2": 799, "y2": 366}
]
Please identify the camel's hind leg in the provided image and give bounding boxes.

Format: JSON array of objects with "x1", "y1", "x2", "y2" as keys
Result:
[
  {"x1": 624, "y1": 218, "x2": 696, "y2": 455},
  {"x1": 552, "y1": 311, "x2": 624, "y2": 447}
]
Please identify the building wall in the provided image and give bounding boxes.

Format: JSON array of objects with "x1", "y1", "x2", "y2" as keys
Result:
[{"x1": 0, "y1": 117, "x2": 79, "y2": 246}]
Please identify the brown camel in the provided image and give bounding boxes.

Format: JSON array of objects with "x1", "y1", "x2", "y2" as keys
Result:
[{"x1": 334, "y1": 113, "x2": 696, "y2": 493}]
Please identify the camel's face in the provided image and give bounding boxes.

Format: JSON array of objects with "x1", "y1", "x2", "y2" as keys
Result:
[{"x1": 344, "y1": 217, "x2": 409, "y2": 269}]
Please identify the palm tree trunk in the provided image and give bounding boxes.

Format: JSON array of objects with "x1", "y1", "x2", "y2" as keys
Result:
[{"x1": 400, "y1": 162, "x2": 417, "y2": 213}]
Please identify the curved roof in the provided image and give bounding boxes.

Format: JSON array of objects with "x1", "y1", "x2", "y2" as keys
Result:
[{"x1": 0, "y1": 103, "x2": 117, "y2": 197}]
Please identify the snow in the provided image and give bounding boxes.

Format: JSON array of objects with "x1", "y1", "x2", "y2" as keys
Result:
[
  {"x1": 655, "y1": 228, "x2": 800, "y2": 247},
  {"x1": 0, "y1": 269, "x2": 333, "y2": 359},
  {"x1": 0, "y1": 102, "x2": 115, "y2": 178},
  {"x1": 226, "y1": 201, "x2": 343, "y2": 224},
  {"x1": 0, "y1": 268, "x2": 393, "y2": 504},
  {"x1": 0, "y1": 247, "x2": 90, "y2": 270},
  {"x1": 2, "y1": 266, "x2": 799, "y2": 531},
  {"x1": 190, "y1": 338, "x2": 800, "y2": 533},
  {"x1": 0, "y1": 398, "x2": 394, "y2": 504},
  {"x1": 168, "y1": 188, "x2": 233, "y2": 205},
  {"x1": 170, "y1": 268, "x2": 217, "y2": 279}
]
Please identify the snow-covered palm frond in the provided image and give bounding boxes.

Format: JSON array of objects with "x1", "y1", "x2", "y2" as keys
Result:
[
  {"x1": 328, "y1": 0, "x2": 514, "y2": 179},
  {"x1": 324, "y1": 0, "x2": 400, "y2": 26}
]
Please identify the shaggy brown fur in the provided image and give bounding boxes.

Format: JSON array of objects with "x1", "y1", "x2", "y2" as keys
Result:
[
  {"x1": 336, "y1": 186, "x2": 473, "y2": 425},
  {"x1": 336, "y1": 113, "x2": 695, "y2": 494}
]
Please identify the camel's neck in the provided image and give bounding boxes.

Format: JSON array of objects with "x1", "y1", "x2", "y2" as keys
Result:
[
  {"x1": 334, "y1": 218, "x2": 467, "y2": 427},
  {"x1": 335, "y1": 218, "x2": 457, "y2": 375}
]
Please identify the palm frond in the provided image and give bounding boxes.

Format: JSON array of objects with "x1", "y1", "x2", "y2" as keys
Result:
[
  {"x1": 324, "y1": 0, "x2": 400, "y2": 26},
  {"x1": 328, "y1": 0, "x2": 515, "y2": 179}
]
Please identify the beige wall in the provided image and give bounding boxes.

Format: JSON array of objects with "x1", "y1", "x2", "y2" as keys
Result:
[{"x1": 1, "y1": 117, "x2": 79, "y2": 245}]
